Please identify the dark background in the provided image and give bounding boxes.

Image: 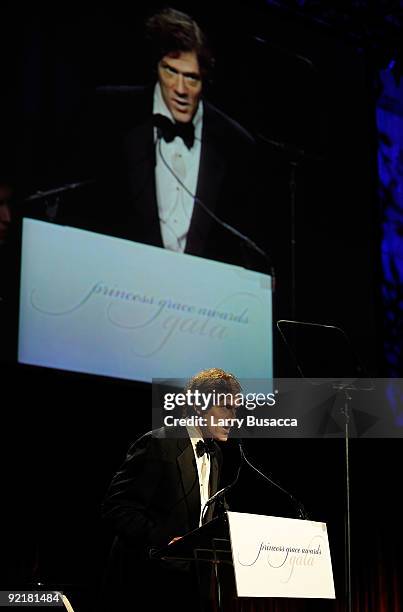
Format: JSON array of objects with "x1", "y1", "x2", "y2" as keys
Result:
[{"x1": 1, "y1": 1, "x2": 401, "y2": 610}]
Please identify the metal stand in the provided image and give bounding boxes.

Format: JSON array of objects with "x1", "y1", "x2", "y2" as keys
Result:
[
  {"x1": 289, "y1": 161, "x2": 298, "y2": 321},
  {"x1": 193, "y1": 538, "x2": 232, "y2": 612},
  {"x1": 276, "y1": 320, "x2": 371, "y2": 612},
  {"x1": 258, "y1": 135, "x2": 322, "y2": 321},
  {"x1": 342, "y1": 389, "x2": 353, "y2": 612}
]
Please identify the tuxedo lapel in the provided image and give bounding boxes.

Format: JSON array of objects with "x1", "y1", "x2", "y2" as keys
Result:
[
  {"x1": 203, "y1": 452, "x2": 219, "y2": 523},
  {"x1": 176, "y1": 437, "x2": 201, "y2": 532},
  {"x1": 209, "y1": 452, "x2": 219, "y2": 498},
  {"x1": 124, "y1": 113, "x2": 163, "y2": 247},
  {"x1": 185, "y1": 102, "x2": 226, "y2": 255}
]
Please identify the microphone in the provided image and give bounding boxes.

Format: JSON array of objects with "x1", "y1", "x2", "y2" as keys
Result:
[
  {"x1": 156, "y1": 139, "x2": 276, "y2": 284},
  {"x1": 25, "y1": 180, "x2": 95, "y2": 223},
  {"x1": 239, "y1": 440, "x2": 309, "y2": 520},
  {"x1": 201, "y1": 440, "x2": 243, "y2": 524},
  {"x1": 25, "y1": 180, "x2": 95, "y2": 202},
  {"x1": 257, "y1": 133, "x2": 324, "y2": 163},
  {"x1": 253, "y1": 36, "x2": 316, "y2": 72}
]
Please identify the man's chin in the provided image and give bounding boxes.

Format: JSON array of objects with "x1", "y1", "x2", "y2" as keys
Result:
[
  {"x1": 172, "y1": 108, "x2": 193, "y2": 123},
  {"x1": 213, "y1": 430, "x2": 231, "y2": 442}
]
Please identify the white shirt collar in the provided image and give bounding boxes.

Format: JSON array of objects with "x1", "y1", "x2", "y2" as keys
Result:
[{"x1": 186, "y1": 424, "x2": 204, "y2": 451}]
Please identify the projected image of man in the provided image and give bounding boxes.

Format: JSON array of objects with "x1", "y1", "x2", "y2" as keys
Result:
[{"x1": 93, "y1": 8, "x2": 261, "y2": 268}]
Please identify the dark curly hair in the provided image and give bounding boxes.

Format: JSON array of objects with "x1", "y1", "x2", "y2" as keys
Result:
[
  {"x1": 145, "y1": 7, "x2": 215, "y2": 79},
  {"x1": 183, "y1": 368, "x2": 242, "y2": 415}
]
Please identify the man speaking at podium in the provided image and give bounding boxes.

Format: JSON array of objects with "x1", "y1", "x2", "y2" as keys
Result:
[
  {"x1": 101, "y1": 368, "x2": 241, "y2": 611},
  {"x1": 93, "y1": 7, "x2": 261, "y2": 268}
]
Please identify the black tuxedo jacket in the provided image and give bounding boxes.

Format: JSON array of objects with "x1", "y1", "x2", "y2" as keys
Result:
[
  {"x1": 88, "y1": 86, "x2": 262, "y2": 269},
  {"x1": 101, "y1": 427, "x2": 222, "y2": 610}
]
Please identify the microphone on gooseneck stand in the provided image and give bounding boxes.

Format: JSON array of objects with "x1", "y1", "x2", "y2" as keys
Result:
[
  {"x1": 201, "y1": 440, "x2": 243, "y2": 525},
  {"x1": 24, "y1": 180, "x2": 96, "y2": 223},
  {"x1": 239, "y1": 440, "x2": 309, "y2": 520},
  {"x1": 25, "y1": 180, "x2": 95, "y2": 202},
  {"x1": 201, "y1": 439, "x2": 308, "y2": 523}
]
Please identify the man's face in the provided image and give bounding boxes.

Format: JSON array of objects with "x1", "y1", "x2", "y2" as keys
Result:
[
  {"x1": 204, "y1": 397, "x2": 238, "y2": 442},
  {"x1": 157, "y1": 51, "x2": 202, "y2": 123}
]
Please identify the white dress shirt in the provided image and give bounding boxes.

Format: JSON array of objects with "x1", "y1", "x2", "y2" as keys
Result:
[
  {"x1": 153, "y1": 83, "x2": 203, "y2": 252},
  {"x1": 186, "y1": 425, "x2": 211, "y2": 527}
]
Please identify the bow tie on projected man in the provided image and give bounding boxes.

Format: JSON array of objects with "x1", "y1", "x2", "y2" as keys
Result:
[{"x1": 101, "y1": 368, "x2": 242, "y2": 612}]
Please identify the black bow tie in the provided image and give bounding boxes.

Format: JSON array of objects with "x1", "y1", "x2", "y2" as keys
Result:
[
  {"x1": 196, "y1": 439, "x2": 215, "y2": 458},
  {"x1": 153, "y1": 113, "x2": 195, "y2": 149}
]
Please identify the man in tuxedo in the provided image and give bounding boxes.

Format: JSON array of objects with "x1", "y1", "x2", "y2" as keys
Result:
[
  {"x1": 101, "y1": 368, "x2": 241, "y2": 611},
  {"x1": 91, "y1": 7, "x2": 262, "y2": 269}
]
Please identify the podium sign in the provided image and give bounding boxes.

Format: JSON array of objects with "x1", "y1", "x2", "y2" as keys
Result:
[
  {"x1": 227, "y1": 512, "x2": 335, "y2": 599},
  {"x1": 18, "y1": 219, "x2": 272, "y2": 382}
]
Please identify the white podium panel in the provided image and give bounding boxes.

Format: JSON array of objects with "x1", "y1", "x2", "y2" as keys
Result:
[
  {"x1": 227, "y1": 512, "x2": 335, "y2": 599},
  {"x1": 18, "y1": 219, "x2": 272, "y2": 382}
]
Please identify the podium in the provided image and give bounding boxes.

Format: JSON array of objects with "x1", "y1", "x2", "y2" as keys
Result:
[
  {"x1": 152, "y1": 514, "x2": 233, "y2": 612},
  {"x1": 152, "y1": 511, "x2": 335, "y2": 611},
  {"x1": 153, "y1": 514, "x2": 231, "y2": 563}
]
